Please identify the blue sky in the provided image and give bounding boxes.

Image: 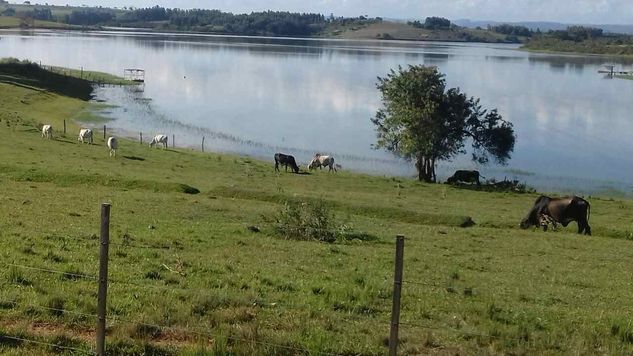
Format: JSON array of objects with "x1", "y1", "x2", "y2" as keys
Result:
[{"x1": 18, "y1": 0, "x2": 633, "y2": 24}]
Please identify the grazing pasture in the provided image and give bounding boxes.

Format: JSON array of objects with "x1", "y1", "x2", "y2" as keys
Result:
[{"x1": 1, "y1": 68, "x2": 633, "y2": 355}]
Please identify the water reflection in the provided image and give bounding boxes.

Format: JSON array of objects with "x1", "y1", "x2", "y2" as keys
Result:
[{"x1": 1, "y1": 29, "x2": 633, "y2": 195}]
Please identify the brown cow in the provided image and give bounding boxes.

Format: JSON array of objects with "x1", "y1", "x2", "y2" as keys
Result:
[{"x1": 520, "y1": 195, "x2": 591, "y2": 235}]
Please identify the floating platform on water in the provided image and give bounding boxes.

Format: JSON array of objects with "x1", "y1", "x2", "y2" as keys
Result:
[
  {"x1": 598, "y1": 70, "x2": 633, "y2": 75},
  {"x1": 124, "y1": 68, "x2": 145, "y2": 83},
  {"x1": 598, "y1": 65, "x2": 632, "y2": 76}
]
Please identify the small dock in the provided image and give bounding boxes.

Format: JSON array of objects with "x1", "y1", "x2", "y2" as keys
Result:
[
  {"x1": 598, "y1": 65, "x2": 633, "y2": 76},
  {"x1": 124, "y1": 68, "x2": 145, "y2": 83}
]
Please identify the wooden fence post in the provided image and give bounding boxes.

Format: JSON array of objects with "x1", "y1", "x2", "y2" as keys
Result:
[
  {"x1": 103, "y1": 125, "x2": 106, "y2": 140},
  {"x1": 202, "y1": 137, "x2": 205, "y2": 152},
  {"x1": 96, "y1": 203, "x2": 111, "y2": 356},
  {"x1": 389, "y1": 235, "x2": 405, "y2": 356},
  {"x1": 63, "y1": 120, "x2": 66, "y2": 134},
  {"x1": 139, "y1": 132, "x2": 143, "y2": 145},
  {"x1": 172, "y1": 134, "x2": 175, "y2": 149}
]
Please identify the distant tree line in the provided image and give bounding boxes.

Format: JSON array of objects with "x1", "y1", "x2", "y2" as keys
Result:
[
  {"x1": 42, "y1": 6, "x2": 379, "y2": 36},
  {"x1": 408, "y1": 17, "x2": 454, "y2": 30},
  {"x1": 488, "y1": 24, "x2": 533, "y2": 37},
  {"x1": 548, "y1": 26, "x2": 604, "y2": 41},
  {"x1": 2, "y1": 7, "x2": 53, "y2": 21},
  {"x1": 524, "y1": 26, "x2": 633, "y2": 56},
  {"x1": 66, "y1": 9, "x2": 114, "y2": 25}
]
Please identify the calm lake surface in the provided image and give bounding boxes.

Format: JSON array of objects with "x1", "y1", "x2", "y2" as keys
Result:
[{"x1": 2, "y1": 29, "x2": 633, "y2": 195}]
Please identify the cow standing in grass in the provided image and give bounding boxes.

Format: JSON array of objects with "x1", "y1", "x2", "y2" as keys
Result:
[
  {"x1": 149, "y1": 134, "x2": 168, "y2": 149},
  {"x1": 520, "y1": 195, "x2": 591, "y2": 235},
  {"x1": 308, "y1": 154, "x2": 337, "y2": 172},
  {"x1": 78, "y1": 128, "x2": 93, "y2": 144},
  {"x1": 107, "y1": 136, "x2": 118, "y2": 157},
  {"x1": 41, "y1": 124, "x2": 52, "y2": 139},
  {"x1": 274, "y1": 153, "x2": 300, "y2": 173}
]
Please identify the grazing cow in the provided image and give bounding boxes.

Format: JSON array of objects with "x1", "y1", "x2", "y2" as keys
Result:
[
  {"x1": 520, "y1": 195, "x2": 591, "y2": 235},
  {"x1": 149, "y1": 134, "x2": 168, "y2": 149},
  {"x1": 41, "y1": 124, "x2": 53, "y2": 139},
  {"x1": 446, "y1": 170, "x2": 482, "y2": 185},
  {"x1": 274, "y1": 153, "x2": 300, "y2": 173},
  {"x1": 78, "y1": 128, "x2": 93, "y2": 144},
  {"x1": 107, "y1": 136, "x2": 118, "y2": 157},
  {"x1": 308, "y1": 154, "x2": 337, "y2": 172}
]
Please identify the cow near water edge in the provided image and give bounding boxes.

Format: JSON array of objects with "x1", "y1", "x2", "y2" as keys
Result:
[
  {"x1": 520, "y1": 195, "x2": 591, "y2": 235},
  {"x1": 308, "y1": 154, "x2": 337, "y2": 172},
  {"x1": 446, "y1": 170, "x2": 482, "y2": 185},
  {"x1": 274, "y1": 153, "x2": 300, "y2": 173}
]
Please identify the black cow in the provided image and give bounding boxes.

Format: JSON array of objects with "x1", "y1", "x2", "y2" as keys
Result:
[
  {"x1": 274, "y1": 153, "x2": 299, "y2": 174},
  {"x1": 520, "y1": 195, "x2": 591, "y2": 235},
  {"x1": 446, "y1": 170, "x2": 482, "y2": 185}
]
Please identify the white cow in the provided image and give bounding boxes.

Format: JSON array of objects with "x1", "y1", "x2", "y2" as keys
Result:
[
  {"x1": 41, "y1": 124, "x2": 53, "y2": 139},
  {"x1": 107, "y1": 136, "x2": 118, "y2": 157},
  {"x1": 78, "y1": 128, "x2": 93, "y2": 144},
  {"x1": 149, "y1": 134, "x2": 168, "y2": 149},
  {"x1": 308, "y1": 154, "x2": 337, "y2": 172}
]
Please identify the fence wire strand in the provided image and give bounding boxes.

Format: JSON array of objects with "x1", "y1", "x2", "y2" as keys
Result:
[
  {"x1": 5, "y1": 263, "x2": 98, "y2": 281},
  {"x1": 0, "y1": 299, "x2": 98, "y2": 320},
  {"x1": 0, "y1": 333, "x2": 93, "y2": 354}
]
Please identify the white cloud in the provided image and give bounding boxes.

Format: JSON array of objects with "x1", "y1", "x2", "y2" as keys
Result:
[{"x1": 24, "y1": 0, "x2": 633, "y2": 24}]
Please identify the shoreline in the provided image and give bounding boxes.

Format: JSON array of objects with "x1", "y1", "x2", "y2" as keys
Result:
[
  {"x1": 91, "y1": 103, "x2": 633, "y2": 199},
  {"x1": 520, "y1": 46, "x2": 633, "y2": 59},
  {"x1": 1, "y1": 24, "x2": 520, "y2": 45},
  {"x1": 5, "y1": 25, "x2": 630, "y2": 57}
]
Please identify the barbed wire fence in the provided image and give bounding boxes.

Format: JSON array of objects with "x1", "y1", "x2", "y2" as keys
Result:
[
  {"x1": 1, "y1": 203, "x2": 535, "y2": 355},
  {"x1": 0, "y1": 203, "x2": 395, "y2": 355}
]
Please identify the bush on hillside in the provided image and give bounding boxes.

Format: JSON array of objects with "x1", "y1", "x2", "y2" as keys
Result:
[{"x1": 272, "y1": 200, "x2": 377, "y2": 243}]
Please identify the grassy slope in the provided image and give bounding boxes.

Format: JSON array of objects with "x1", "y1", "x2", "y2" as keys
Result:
[
  {"x1": 0, "y1": 15, "x2": 75, "y2": 29},
  {"x1": 46, "y1": 65, "x2": 134, "y2": 86},
  {"x1": 1, "y1": 72, "x2": 633, "y2": 355}
]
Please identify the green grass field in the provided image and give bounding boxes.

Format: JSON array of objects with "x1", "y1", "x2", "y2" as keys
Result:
[{"x1": 1, "y1": 65, "x2": 633, "y2": 355}]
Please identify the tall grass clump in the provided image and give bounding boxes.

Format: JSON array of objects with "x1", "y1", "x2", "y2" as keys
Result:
[{"x1": 274, "y1": 200, "x2": 336, "y2": 242}]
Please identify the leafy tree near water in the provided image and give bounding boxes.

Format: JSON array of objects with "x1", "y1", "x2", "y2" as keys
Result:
[{"x1": 372, "y1": 65, "x2": 516, "y2": 182}]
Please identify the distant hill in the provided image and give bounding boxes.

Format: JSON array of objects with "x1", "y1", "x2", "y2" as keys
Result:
[{"x1": 454, "y1": 19, "x2": 633, "y2": 35}]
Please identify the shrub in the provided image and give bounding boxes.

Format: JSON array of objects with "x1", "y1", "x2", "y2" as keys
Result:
[
  {"x1": 272, "y1": 200, "x2": 378, "y2": 243},
  {"x1": 274, "y1": 200, "x2": 336, "y2": 242}
]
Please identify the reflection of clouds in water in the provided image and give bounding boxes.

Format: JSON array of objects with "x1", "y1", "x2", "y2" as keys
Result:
[{"x1": 95, "y1": 86, "x2": 413, "y2": 176}]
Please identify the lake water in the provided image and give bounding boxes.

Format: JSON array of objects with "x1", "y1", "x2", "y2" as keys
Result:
[{"x1": 2, "y1": 29, "x2": 633, "y2": 196}]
